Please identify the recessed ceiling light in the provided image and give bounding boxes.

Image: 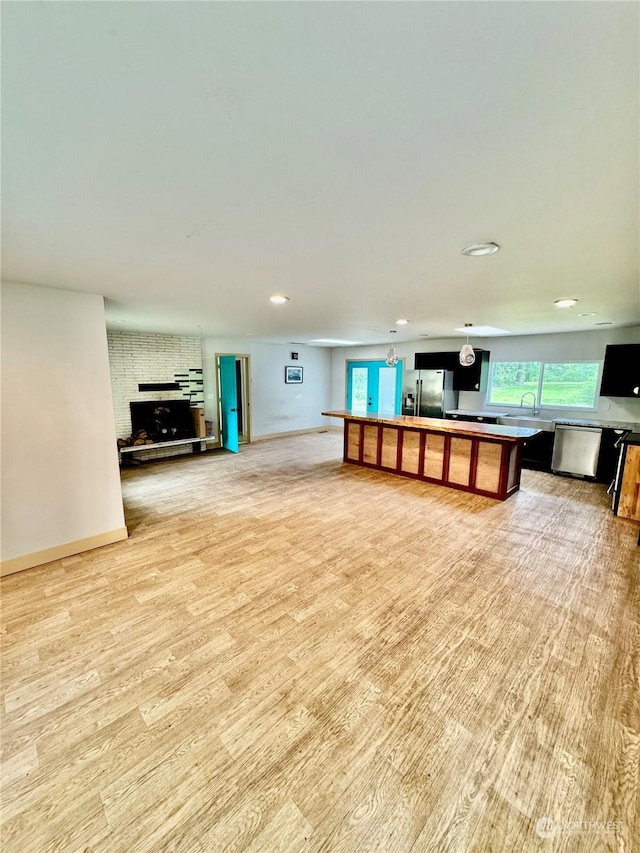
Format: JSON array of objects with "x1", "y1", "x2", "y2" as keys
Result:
[
  {"x1": 595, "y1": 321, "x2": 612, "y2": 326},
  {"x1": 269, "y1": 295, "x2": 289, "y2": 304},
  {"x1": 554, "y1": 298, "x2": 578, "y2": 308},
  {"x1": 453, "y1": 325, "x2": 510, "y2": 336},
  {"x1": 461, "y1": 242, "x2": 500, "y2": 256},
  {"x1": 115, "y1": 319, "x2": 125, "y2": 324},
  {"x1": 395, "y1": 318, "x2": 409, "y2": 326},
  {"x1": 578, "y1": 312, "x2": 597, "y2": 317}
]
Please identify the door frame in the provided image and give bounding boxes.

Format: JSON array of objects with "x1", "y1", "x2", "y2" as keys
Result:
[{"x1": 215, "y1": 353, "x2": 252, "y2": 445}]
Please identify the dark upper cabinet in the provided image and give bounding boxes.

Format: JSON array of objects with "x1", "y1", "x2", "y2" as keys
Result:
[
  {"x1": 600, "y1": 344, "x2": 640, "y2": 398},
  {"x1": 414, "y1": 351, "x2": 458, "y2": 371},
  {"x1": 452, "y1": 349, "x2": 490, "y2": 392},
  {"x1": 414, "y1": 349, "x2": 490, "y2": 391}
]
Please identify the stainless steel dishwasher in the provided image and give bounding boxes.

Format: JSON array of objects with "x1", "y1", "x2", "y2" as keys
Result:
[{"x1": 552, "y1": 424, "x2": 603, "y2": 478}]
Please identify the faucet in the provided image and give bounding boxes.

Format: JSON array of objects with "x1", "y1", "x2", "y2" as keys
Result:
[{"x1": 520, "y1": 392, "x2": 539, "y2": 416}]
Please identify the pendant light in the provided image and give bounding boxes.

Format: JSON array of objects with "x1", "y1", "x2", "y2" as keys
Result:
[
  {"x1": 386, "y1": 330, "x2": 399, "y2": 366},
  {"x1": 459, "y1": 323, "x2": 475, "y2": 367},
  {"x1": 386, "y1": 345, "x2": 399, "y2": 366}
]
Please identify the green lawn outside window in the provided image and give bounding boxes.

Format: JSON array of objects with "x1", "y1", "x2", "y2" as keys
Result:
[{"x1": 488, "y1": 361, "x2": 600, "y2": 409}]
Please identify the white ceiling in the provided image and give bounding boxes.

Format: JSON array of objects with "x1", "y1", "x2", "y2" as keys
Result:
[{"x1": 2, "y1": 1, "x2": 639, "y2": 346}]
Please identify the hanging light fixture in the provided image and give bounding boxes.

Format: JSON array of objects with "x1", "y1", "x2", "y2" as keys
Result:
[
  {"x1": 386, "y1": 330, "x2": 399, "y2": 366},
  {"x1": 459, "y1": 323, "x2": 475, "y2": 367}
]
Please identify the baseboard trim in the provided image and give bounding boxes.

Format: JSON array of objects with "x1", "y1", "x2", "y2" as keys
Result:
[
  {"x1": 1, "y1": 527, "x2": 129, "y2": 577},
  {"x1": 253, "y1": 426, "x2": 342, "y2": 442}
]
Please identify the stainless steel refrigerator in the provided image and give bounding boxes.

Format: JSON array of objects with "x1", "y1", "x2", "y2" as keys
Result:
[{"x1": 401, "y1": 370, "x2": 458, "y2": 418}]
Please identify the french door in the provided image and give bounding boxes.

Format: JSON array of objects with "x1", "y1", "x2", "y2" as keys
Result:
[{"x1": 346, "y1": 360, "x2": 402, "y2": 415}]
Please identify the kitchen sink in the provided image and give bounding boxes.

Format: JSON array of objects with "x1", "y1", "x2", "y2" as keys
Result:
[{"x1": 497, "y1": 415, "x2": 556, "y2": 432}]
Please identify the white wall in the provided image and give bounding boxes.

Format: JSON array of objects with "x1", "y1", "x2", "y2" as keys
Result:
[
  {"x1": 1, "y1": 282, "x2": 126, "y2": 570},
  {"x1": 202, "y1": 338, "x2": 332, "y2": 438},
  {"x1": 329, "y1": 326, "x2": 640, "y2": 424}
]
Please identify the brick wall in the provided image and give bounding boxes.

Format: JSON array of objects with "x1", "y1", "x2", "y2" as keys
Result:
[{"x1": 107, "y1": 332, "x2": 204, "y2": 455}]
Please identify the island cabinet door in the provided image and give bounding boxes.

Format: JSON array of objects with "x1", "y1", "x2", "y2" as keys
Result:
[
  {"x1": 345, "y1": 421, "x2": 362, "y2": 462},
  {"x1": 380, "y1": 427, "x2": 400, "y2": 469},
  {"x1": 446, "y1": 437, "x2": 473, "y2": 487},
  {"x1": 424, "y1": 433, "x2": 445, "y2": 480},
  {"x1": 475, "y1": 442, "x2": 502, "y2": 494},
  {"x1": 362, "y1": 425, "x2": 379, "y2": 465},
  {"x1": 400, "y1": 430, "x2": 422, "y2": 475}
]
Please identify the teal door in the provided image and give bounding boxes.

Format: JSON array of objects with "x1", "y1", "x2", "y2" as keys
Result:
[
  {"x1": 219, "y1": 355, "x2": 239, "y2": 453},
  {"x1": 346, "y1": 360, "x2": 402, "y2": 414}
]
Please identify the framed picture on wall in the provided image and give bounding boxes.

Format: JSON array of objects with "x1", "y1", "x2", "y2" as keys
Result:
[{"x1": 285, "y1": 366, "x2": 303, "y2": 384}]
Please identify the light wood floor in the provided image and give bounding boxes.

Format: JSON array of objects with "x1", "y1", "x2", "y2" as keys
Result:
[{"x1": 2, "y1": 432, "x2": 639, "y2": 852}]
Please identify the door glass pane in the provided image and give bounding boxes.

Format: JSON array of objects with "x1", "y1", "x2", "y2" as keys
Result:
[
  {"x1": 351, "y1": 367, "x2": 368, "y2": 411},
  {"x1": 378, "y1": 367, "x2": 397, "y2": 414}
]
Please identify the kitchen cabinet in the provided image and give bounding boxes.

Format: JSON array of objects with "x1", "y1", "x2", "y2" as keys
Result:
[
  {"x1": 452, "y1": 349, "x2": 490, "y2": 392},
  {"x1": 596, "y1": 428, "x2": 629, "y2": 485},
  {"x1": 600, "y1": 344, "x2": 640, "y2": 398},
  {"x1": 414, "y1": 349, "x2": 491, "y2": 392},
  {"x1": 521, "y1": 432, "x2": 555, "y2": 472},
  {"x1": 414, "y1": 351, "x2": 457, "y2": 371}
]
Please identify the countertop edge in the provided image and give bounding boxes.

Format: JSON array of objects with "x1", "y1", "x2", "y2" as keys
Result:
[{"x1": 322, "y1": 411, "x2": 541, "y2": 441}]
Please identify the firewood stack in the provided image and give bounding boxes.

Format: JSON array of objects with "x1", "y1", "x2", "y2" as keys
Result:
[{"x1": 117, "y1": 429, "x2": 155, "y2": 449}]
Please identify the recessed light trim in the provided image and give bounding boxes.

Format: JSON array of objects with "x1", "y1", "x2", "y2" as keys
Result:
[
  {"x1": 395, "y1": 318, "x2": 409, "y2": 326},
  {"x1": 554, "y1": 298, "x2": 578, "y2": 308},
  {"x1": 578, "y1": 312, "x2": 597, "y2": 317},
  {"x1": 595, "y1": 321, "x2": 612, "y2": 326},
  {"x1": 461, "y1": 242, "x2": 500, "y2": 256},
  {"x1": 269, "y1": 295, "x2": 289, "y2": 305}
]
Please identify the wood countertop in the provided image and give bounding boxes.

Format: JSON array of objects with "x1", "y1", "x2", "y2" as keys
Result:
[{"x1": 322, "y1": 410, "x2": 541, "y2": 442}]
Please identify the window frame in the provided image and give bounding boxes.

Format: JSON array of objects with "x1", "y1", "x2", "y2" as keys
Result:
[{"x1": 486, "y1": 359, "x2": 602, "y2": 411}]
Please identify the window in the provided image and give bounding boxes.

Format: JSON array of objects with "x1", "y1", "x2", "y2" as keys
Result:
[
  {"x1": 488, "y1": 361, "x2": 600, "y2": 409},
  {"x1": 540, "y1": 362, "x2": 600, "y2": 408},
  {"x1": 489, "y1": 362, "x2": 542, "y2": 406}
]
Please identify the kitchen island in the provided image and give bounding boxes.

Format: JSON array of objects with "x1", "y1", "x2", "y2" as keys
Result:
[{"x1": 322, "y1": 410, "x2": 541, "y2": 501}]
